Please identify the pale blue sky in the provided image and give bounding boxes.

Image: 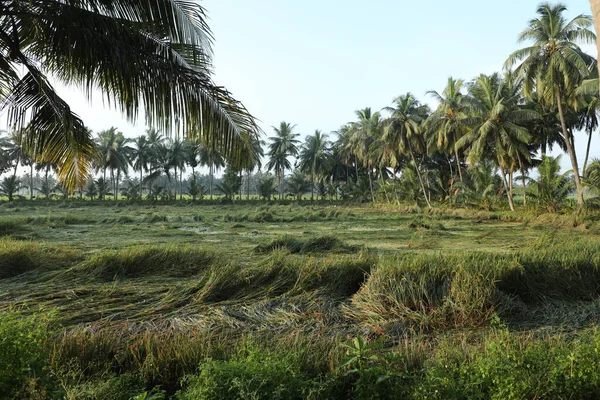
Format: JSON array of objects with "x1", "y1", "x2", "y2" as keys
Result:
[{"x1": 58, "y1": 0, "x2": 598, "y2": 170}]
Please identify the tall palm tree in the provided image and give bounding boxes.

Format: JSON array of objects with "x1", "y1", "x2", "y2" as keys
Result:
[
  {"x1": 333, "y1": 124, "x2": 357, "y2": 185},
  {"x1": 96, "y1": 128, "x2": 131, "y2": 201},
  {"x1": 349, "y1": 108, "x2": 384, "y2": 200},
  {"x1": 425, "y1": 77, "x2": 469, "y2": 183},
  {"x1": 0, "y1": 1, "x2": 258, "y2": 190},
  {"x1": 299, "y1": 130, "x2": 331, "y2": 200},
  {"x1": 457, "y1": 73, "x2": 535, "y2": 211},
  {"x1": 199, "y1": 144, "x2": 225, "y2": 200},
  {"x1": 230, "y1": 134, "x2": 264, "y2": 199},
  {"x1": 131, "y1": 135, "x2": 150, "y2": 196},
  {"x1": 184, "y1": 139, "x2": 201, "y2": 180},
  {"x1": 383, "y1": 93, "x2": 432, "y2": 208},
  {"x1": 267, "y1": 122, "x2": 300, "y2": 200},
  {"x1": 168, "y1": 138, "x2": 186, "y2": 200},
  {"x1": 505, "y1": 2, "x2": 596, "y2": 206}
]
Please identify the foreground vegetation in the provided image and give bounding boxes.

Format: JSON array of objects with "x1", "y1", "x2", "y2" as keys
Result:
[{"x1": 1, "y1": 201, "x2": 600, "y2": 398}]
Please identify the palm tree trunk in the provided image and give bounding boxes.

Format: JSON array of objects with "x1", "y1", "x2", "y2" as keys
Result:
[
  {"x1": 180, "y1": 169, "x2": 184, "y2": 200},
  {"x1": 354, "y1": 156, "x2": 359, "y2": 184},
  {"x1": 367, "y1": 167, "x2": 374, "y2": 202},
  {"x1": 246, "y1": 170, "x2": 251, "y2": 200},
  {"x1": 46, "y1": 168, "x2": 50, "y2": 200},
  {"x1": 410, "y1": 150, "x2": 432, "y2": 209},
  {"x1": 209, "y1": 164, "x2": 214, "y2": 200},
  {"x1": 556, "y1": 91, "x2": 584, "y2": 205},
  {"x1": 501, "y1": 169, "x2": 515, "y2": 212},
  {"x1": 140, "y1": 168, "x2": 144, "y2": 198},
  {"x1": 518, "y1": 157, "x2": 527, "y2": 207},
  {"x1": 454, "y1": 147, "x2": 463, "y2": 182},
  {"x1": 29, "y1": 163, "x2": 34, "y2": 200},
  {"x1": 583, "y1": 129, "x2": 594, "y2": 177},
  {"x1": 115, "y1": 170, "x2": 120, "y2": 202},
  {"x1": 111, "y1": 169, "x2": 115, "y2": 200},
  {"x1": 311, "y1": 172, "x2": 314, "y2": 201}
]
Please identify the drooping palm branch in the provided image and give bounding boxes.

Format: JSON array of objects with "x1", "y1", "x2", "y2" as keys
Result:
[{"x1": 0, "y1": 0, "x2": 258, "y2": 190}]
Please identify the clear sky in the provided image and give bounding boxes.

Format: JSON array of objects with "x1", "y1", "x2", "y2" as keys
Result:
[{"x1": 56, "y1": 0, "x2": 598, "y2": 171}]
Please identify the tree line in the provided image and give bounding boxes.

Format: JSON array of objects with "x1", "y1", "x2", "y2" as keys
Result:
[{"x1": 1, "y1": 3, "x2": 600, "y2": 210}]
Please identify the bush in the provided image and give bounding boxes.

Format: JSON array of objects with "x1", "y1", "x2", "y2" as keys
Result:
[
  {"x1": 178, "y1": 348, "x2": 310, "y2": 400},
  {"x1": 415, "y1": 329, "x2": 600, "y2": 399},
  {"x1": 0, "y1": 310, "x2": 56, "y2": 398}
]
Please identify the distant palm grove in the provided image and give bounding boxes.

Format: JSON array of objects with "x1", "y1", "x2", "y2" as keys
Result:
[{"x1": 1, "y1": 2, "x2": 600, "y2": 212}]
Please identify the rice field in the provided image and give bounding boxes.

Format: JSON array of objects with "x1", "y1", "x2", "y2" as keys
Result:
[{"x1": 1, "y1": 200, "x2": 600, "y2": 399}]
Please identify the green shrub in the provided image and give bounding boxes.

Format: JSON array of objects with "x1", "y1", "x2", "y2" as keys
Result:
[
  {"x1": 70, "y1": 374, "x2": 146, "y2": 400},
  {"x1": 0, "y1": 310, "x2": 56, "y2": 398},
  {"x1": 415, "y1": 330, "x2": 600, "y2": 399},
  {"x1": 178, "y1": 348, "x2": 310, "y2": 400}
]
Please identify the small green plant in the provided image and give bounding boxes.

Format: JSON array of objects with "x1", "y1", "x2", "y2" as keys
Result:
[{"x1": 0, "y1": 309, "x2": 56, "y2": 398}]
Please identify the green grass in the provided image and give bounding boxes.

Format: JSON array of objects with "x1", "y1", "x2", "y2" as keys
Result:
[{"x1": 0, "y1": 201, "x2": 600, "y2": 397}]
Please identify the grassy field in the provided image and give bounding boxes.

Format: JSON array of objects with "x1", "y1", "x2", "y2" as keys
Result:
[{"x1": 1, "y1": 201, "x2": 600, "y2": 399}]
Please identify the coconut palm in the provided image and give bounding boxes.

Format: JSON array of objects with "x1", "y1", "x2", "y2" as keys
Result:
[
  {"x1": 383, "y1": 93, "x2": 432, "y2": 208},
  {"x1": 187, "y1": 172, "x2": 205, "y2": 201},
  {"x1": 96, "y1": 128, "x2": 131, "y2": 201},
  {"x1": 0, "y1": 1, "x2": 257, "y2": 190},
  {"x1": 131, "y1": 136, "x2": 151, "y2": 196},
  {"x1": 526, "y1": 155, "x2": 574, "y2": 212},
  {"x1": 575, "y1": 70, "x2": 600, "y2": 176},
  {"x1": 198, "y1": 144, "x2": 225, "y2": 200},
  {"x1": 299, "y1": 130, "x2": 331, "y2": 200},
  {"x1": 258, "y1": 174, "x2": 278, "y2": 201},
  {"x1": 168, "y1": 138, "x2": 187, "y2": 200},
  {"x1": 505, "y1": 2, "x2": 596, "y2": 206},
  {"x1": 229, "y1": 133, "x2": 265, "y2": 199},
  {"x1": 425, "y1": 77, "x2": 469, "y2": 182},
  {"x1": 0, "y1": 176, "x2": 22, "y2": 202},
  {"x1": 333, "y1": 124, "x2": 358, "y2": 185},
  {"x1": 348, "y1": 108, "x2": 384, "y2": 200},
  {"x1": 457, "y1": 73, "x2": 535, "y2": 211},
  {"x1": 267, "y1": 122, "x2": 300, "y2": 200},
  {"x1": 286, "y1": 170, "x2": 311, "y2": 201}
]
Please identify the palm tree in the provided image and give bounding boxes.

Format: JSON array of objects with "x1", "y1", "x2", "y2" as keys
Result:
[
  {"x1": 425, "y1": 77, "x2": 469, "y2": 183},
  {"x1": 267, "y1": 122, "x2": 300, "y2": 200},
  {"x1": 229, "y1": 133, "x2": 264, "y2": 199},
  {"x1": 526, "y1": 155, "x2": 574, "y2": 212},
  {"x1": 0, "y1": 176, "x2": 22, "y2": 202},
  {"x1": 505, "y1": 2, "x2": 596, "y2": 206},
  {"x1": 0, "y1": 1, "x2": 257, "y2": 190},
  {"x1": 168, "y1": 138, "x2": 187, "y2": 200},
  {"x1": 348, "y1": 108, "x2": 384, "y2": 200},
  {"x1": 299, "y1": 130, "x2": 331, "y2": 200},
  {"x1": 383, "y1": 93, "x2": 432, "y2": 208},
  {"x1": 333, "y1": 124, "x2": 358, "y2": 185},
  {"x1": 286, "y1": 170, "x2": 311, "y2": 201},
  {"x1": 457, "y1": 74, "x2": 535, "y2": 211},
  {"x1": 131, "y1": 136, "x2": 151, "y2": 196},
  {"x1": 258, "y1": 174, "x2": 278, "y2": 201},
  {"x1": 198, "y1": 144, "x2": 225, "y2": 200},
  {"x1": 96, "y1": 128, "x2": 131, "y2": 201}
]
